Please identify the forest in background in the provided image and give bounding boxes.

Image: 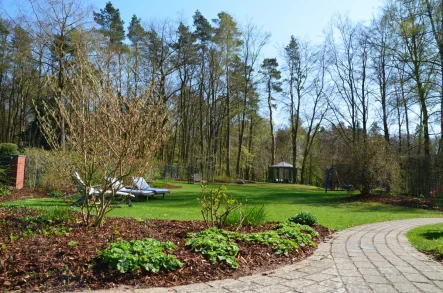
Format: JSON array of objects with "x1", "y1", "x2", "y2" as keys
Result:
[{"x1": 0, "y1": 0, "x2": 443, "y2": 195}]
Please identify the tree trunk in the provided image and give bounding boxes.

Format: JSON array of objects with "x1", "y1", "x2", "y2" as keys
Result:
[{"x1": 267, "y1": 79, "x2": 275, "y2": 165}]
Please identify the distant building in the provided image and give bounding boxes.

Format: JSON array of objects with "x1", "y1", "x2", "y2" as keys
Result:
[{"x1": 268, "y1": 162, "x2": 294, "y2": 183}]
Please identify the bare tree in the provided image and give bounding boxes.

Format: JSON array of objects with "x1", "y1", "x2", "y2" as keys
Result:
[
  {"x1": 282, "y1": 36, "x2": 316, "y2": 183},
  {"x1": 37, "y1": 10, "x2": 168, "y2": 227},
  {"x1": 235, "y1": 21, "x2": 269, "y2": 178}
]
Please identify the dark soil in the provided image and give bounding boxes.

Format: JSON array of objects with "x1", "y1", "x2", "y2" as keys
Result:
[
  {"x1": 0, "y1": 187, "x2": 75, "y2": 203},
  {"x1": 346, "y1": 193, "x2": 443, "y2": 211},
  {"x1": 0, "y1": 204, "x2": 333, "y2": 292},
  {"x1": 419, "y1": 249, "x2": 443, "y2": 264}
]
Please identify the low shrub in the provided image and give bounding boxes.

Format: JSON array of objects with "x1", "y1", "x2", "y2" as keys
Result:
[
  {"x1": 24, "y1": 148, "x2": 77, "y2": 189},
  {"x1": 0, "y1": 164, "x2": 9, "y2": 187},
  {"x1": 47, "y1": 188, "x2": 64, "y2": 198},
  {"x1": 288, "y1": 211, "x2": 318, "y2": 226},
  {"x1": 100, "y1": 238, "x2": 182, "y2": 273},
  {"x1": 0, "y1": 143, "x2": 19, "y2": 155},
  {"x1": 186, "y1": 228, "x2": 240, "y2": 268},
  {"x1": 0, "y1": 183, "x2": 10, "y2": 196},
  {"x1": 197, "y1": 185, "x2": 242, "y2": 228}
]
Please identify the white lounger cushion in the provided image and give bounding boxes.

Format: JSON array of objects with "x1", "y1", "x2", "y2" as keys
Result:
[{"x1": 132, "y1": 177, "x2": 170, "y2": 194}]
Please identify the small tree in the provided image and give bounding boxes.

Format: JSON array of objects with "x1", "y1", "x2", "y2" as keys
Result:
[
  {"x1": 38, "y1": 27, "x2": 168, "y2": 227},
  {"x1": 197, "y1": 185, "x2": 242, "y2": 228},
  {"x1": 346, "y1": 137, "x2": 403, "y2": 196}
]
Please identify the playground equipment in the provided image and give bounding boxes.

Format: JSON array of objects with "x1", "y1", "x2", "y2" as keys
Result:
[
  {"x1": 325, "y1": 164, "x2": 353, "y2": 193},
  {"x1": 430, "y1": 184, "x2": 443, "y2": 196}
]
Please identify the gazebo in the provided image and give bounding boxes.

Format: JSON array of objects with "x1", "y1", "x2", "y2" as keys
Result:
[{"x1": 268, "y1": 162, "x2": 294, "y2": 183}]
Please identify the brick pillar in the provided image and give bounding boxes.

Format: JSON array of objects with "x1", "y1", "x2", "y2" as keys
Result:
[{"x1": 9, "y1": 155, "x2": 26, "y2": 190}]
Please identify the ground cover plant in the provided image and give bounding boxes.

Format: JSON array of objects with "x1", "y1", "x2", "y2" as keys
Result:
[
  {"x1": 0, "y1": 205, "x2": 331, "y2": 292},
  {"x1": 100, "y1": 238, "x2": 183, "y2": 273},
  {"x1": 407, "y1": 223, "x2": 443, "y2": 263}
]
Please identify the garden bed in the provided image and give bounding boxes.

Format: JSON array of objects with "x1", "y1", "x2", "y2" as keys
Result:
[
  {"x1": 346, "y1": 193, "x2": 443, "y2": 211},
  {"x1": 0, "y1": 187, "x2": 71, "y2": 203},
  {"x1": 0, "y1": 206, "x2": 332, "y2": 292}
]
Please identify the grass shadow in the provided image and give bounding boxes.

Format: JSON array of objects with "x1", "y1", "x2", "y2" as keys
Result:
[{"x1": 420, "y1": 230, "x2": 443, "y2": 241}]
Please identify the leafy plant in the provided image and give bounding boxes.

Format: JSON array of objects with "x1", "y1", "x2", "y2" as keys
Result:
[
  {"x1": 186, "y1": 228, "x2": 240, "y2": 268},
  {"x1": 288, "y1": 211, "x2": 318, "y2": 226},
  {"x1": 275, "y1": 222, "x2": 318, "y2": 244},
  {"x1": 100, "y1": 238, "x2": 182, "y2": 273},
  {"x1": 186, "y1": 223, "x2": 319, "y2": 266},
  {"x1": 197, "y1": 185, "x2": 242, "y2": 228},
  {"x1": 41, "y1": 208, "x2": 73, "y2": 223},
  {"x1": 224, "y1": 205, "x2": 267, "y2": 227},
  {"x1": 68, "y1": 241, "x2": 79, "y2": 247},
  {"x1": 0, "y1": 183, "x2": 10, "y2": 197},
  {"x1": 9, "y1": 234, "x2": 19, "y2": 242},
  {"x1": 47, "y1": 188, "x2": 64, "y2": 198},
  {"x1": 50, "y1": 226, "x2": 72, "y2": 236},
  {"x1": 240, "y1": 222, "x2": 318, "y2": 255},
  {"x1": 242, "y1": 230, "x2": 299, "y2": 255}
]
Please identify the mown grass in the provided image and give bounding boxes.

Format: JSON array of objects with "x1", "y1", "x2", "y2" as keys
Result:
[
  {"x1": 3, "y1": 182, "x2": 443, "y2": 230},
  {"x1": 407, "y1": 223, "x2": 443, "y2": 254}
]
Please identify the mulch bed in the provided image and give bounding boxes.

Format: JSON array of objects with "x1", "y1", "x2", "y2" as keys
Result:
[
  {"x1": 0, "y1": 187, "x2": 73, "y2": 203},
  {"x1": 346, "y1": 193, "x2": 443, "y2": 211},
  {"x1": 0, "y1": 205, "x2": 333, "y2": 292}
]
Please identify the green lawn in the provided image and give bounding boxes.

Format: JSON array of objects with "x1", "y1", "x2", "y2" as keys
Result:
[
  {"x1": 407, "y1": 223, "x2": 443, "y2": 255},
  {"x1": 4, "y1": 182, "x2": 443, "y2": 230}
]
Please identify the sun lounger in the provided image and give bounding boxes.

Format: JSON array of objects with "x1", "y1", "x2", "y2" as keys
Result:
[
  {"x1": 132, "y1": 177, "x2": 170, "y2": 199},
  {"x1": 71, "y1": 172, "x2": 134, "y2": 206},
  {"x1": 118, "y1": 185, "x2": 155, "y2": 201}
]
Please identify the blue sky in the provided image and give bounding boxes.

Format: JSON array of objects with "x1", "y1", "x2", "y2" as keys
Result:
[
  {"x1": 90, "y1": 0, "x2": 383, "y2": 57},
  {"x1": 3, "y1": 0, "x2": 383, "y2": 59}
]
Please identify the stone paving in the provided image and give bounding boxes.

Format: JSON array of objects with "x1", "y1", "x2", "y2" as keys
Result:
[{"x1": 87, "y1": 218, "x2": 443, "y2": 293}]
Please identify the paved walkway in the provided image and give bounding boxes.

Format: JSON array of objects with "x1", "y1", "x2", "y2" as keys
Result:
[{"x1": 91, "y1": 218, "x2": 443, "y2": 293}]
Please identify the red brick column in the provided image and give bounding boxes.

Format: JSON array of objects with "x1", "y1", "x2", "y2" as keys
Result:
[{"x1": 9, "y1": 155, "x2": 26, "y2": 189}]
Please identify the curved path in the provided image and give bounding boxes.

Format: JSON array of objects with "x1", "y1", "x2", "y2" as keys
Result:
[{"x1": 93, "y1": 218, "x2": 443, "y2": 293}]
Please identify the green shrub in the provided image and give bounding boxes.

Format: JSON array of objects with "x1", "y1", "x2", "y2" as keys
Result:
[
  {"x1": 47, "y1": 188, "x2": 64, "y2": 198},
  {"x1": 288, "y1": 211, "x2": 318, "y2": 226},
  {"x1": 0, "y1": 183, "x2": 10, "y2": 196},
  {"x1": 197, "y1": 185, "x2": 242, "y2": 228},
  {"x1": 224, "y1": 205, "x2": 267, "y2": 227},
  {"x1": 100, "y1": 238, "x2": 182, "y2": 273},
  {"x1": 186, "y1": 228, "x2": 240, "y2": 269},
  {"x1": 24, "y1": 148, "x2": 77, "y2": 188},
  {"x1": 0, "y1": 143, "x2": 19, "y2": 156}
]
